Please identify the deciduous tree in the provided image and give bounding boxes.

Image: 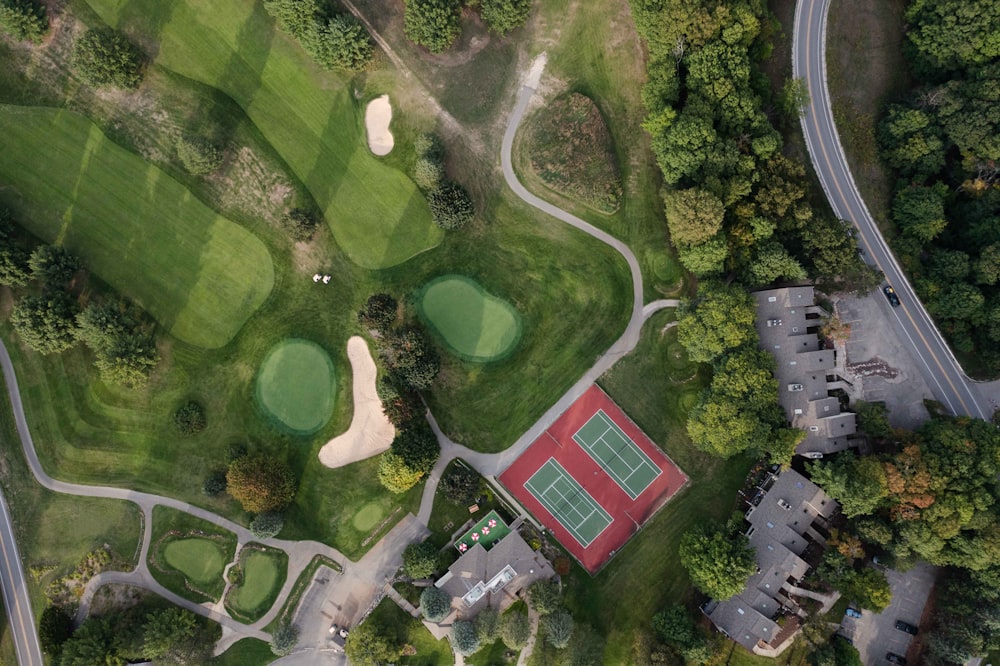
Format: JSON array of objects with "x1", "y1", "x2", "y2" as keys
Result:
[
  {"x1": 226, "y1": 454, "x2": 297, "y2": 513},
  {"x1": 678, "y1": 523, "x2": 755, "y2": 600},
  {"x1": 420, "y1": 586, "x2": 451, "y2": 622},
  {"x1": 11, "y1": 292, "x2": 79, "y2": 354},
  {"x1": 402, "y1": 541, "x2": 438, "y2": 578},
  {"x1": 676, "y1": 283, "x2": 757, "y2": 364}
]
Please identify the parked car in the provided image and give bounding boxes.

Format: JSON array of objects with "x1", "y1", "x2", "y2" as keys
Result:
[
  {"x1": 884, "y1": 285, "x2": 901, "y2": 307},
  {"x1": 895, "y1": 620, "x2": 918, "y2": 635},
  {"x1": 886, "y1": 653, "x2": 907, "y2": 665},
  {"x1": 845, "y1": 607, "x2": 862, "y2": 619}
]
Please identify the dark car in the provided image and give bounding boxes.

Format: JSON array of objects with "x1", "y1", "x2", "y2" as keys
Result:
[
  {"x1": 884, "y1": 285, "x2": 901, "y2": 307},
  {"x1": 886, "y1": 653, "x2": 907, "y2": 665},
  {"x1": 895, "y1": 620, "x2": 918, "y2": 635}
]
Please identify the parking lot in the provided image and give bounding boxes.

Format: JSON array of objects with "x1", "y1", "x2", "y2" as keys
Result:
[{"x1": 838, "y1": 562, "x2": 936, "y2": 665}]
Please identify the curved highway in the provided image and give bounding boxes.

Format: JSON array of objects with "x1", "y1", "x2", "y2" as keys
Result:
[{"x1": 792, "y1": 0, "x2": 988, "y2": 420}]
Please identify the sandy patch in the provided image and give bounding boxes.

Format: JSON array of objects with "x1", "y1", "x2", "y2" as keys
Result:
[
  {"x1": 364, "y1": 94, "x2": 394, "y2": 156},
  {"x1": 318, "y1": 336, "x2": 395, "y2": 468}
]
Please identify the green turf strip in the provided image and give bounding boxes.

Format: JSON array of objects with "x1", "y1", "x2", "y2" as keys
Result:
[
  {"x1": 86, "y1": 0, "x2": 442, "y2": 269},
  {"x1": 417, "y1": 275, "x2": 522, "y2": 362},
  {"x1": 256, "y1": 339, "x2": 336, "y2": 434},
  {"x1": 163, "y1": 538, "x2": 226, "y2": 586},
  {"x1": 0, "y1": 105, "x2": 274, "y2": 348}
]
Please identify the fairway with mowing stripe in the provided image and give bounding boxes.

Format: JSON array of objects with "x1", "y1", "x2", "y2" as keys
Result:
[
  {"x1": 573, "y1": 410, "x2": 661, "y2": 499},
  {"x1": 524, "y1": 459, "x2": 613, "y2": 547}
]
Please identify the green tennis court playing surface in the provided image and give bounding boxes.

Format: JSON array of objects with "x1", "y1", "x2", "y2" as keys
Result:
[
  {"x1": 524, "y1": 459, "x2": 613, "y2": 547},
  {"x1": 572, "y1": 410, "x2": 661, "y2": 500}
]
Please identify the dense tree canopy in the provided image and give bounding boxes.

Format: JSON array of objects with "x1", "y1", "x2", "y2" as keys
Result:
[
  {"x1": 403, "y1": 0, "x2": 461, "y2": 54},
  {"x1": 11, "y1": 292, "x2": 79, "y2": 355},
  {"x1": 226, "y1": 454, "x2": 297, "y2": 513},
  {"x1": 676, "y1": 283, "x2": 757, "y2": 364},
  {"x1": 72, "y1": 28, "x2": 145, "y2": 89},
  {"x1": 402, "y1": 541, "x2": 438, "y2": 578},
  {"x1": 0, "y1": 0, "x2": 48, "y2": 42},
  {"x1": 477, "y1": 0, "x2": 531, "y2": 35},
  {"x1": 345, "y1": 620, "x2": 400, "y2": 666},
  {"x1": 263, "y1": 0, "x2": 374, "y2": 71},
  {"x1": 678, "y1": 522, "x2": 756, "y2": 600}
]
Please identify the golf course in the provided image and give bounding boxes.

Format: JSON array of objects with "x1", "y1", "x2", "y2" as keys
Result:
[
  {"x1": 417, "y1": 275, "x2": 523, "y2": 362},
  {"x1": 0, "y1": 105, "x2": 274, "y2": 348},
  {"x1": 256, "y1": 339, "x2": 336, "y2": 435},
  {"x1": 225, "y1": 547, "x2": 288, "y2": 622}
]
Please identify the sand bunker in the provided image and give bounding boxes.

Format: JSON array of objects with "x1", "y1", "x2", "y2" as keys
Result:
[
  {"x1": 365, "y1": 94, "x2": 394, "y2": 156},
  {"x1": 318, "y1": 336, "x2": 395, "y2": 468}
]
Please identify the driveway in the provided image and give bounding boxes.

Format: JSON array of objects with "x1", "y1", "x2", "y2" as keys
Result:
[{"x1": 838, "y1": 562, "x2": 936, "y2": 664}]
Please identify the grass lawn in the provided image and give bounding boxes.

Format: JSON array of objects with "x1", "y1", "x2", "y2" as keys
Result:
[
  {"x1": 416, "y1": 276, "x2": 522, "y2": 363},
  {"x1": 0, "y1": 105, "x2": 274, "y2": 349},
  {"x1": 826, "y1": 0, "x2": 911, "y2": 234},
  {"x1": 89, "y1": 0, "x2": 442, "y2": 270},
  {"x1": 466, "y1": 638, "x2": 518, "y2": 666},
  {"x1": 225, "y1": 546, "x2": 288, "y2": 622},
  {"x1": 209, "y1": 638, "x2": 275, "y2": 665},
  {"x1": 255, "y1": 339, "x2": 336, "y2": 434},
  {"x1": 367, "y1": 597, "x2": 455, "y2": 666},
  {"x1": 149, "y1": 506, "x2": 237, "y2": 602}
]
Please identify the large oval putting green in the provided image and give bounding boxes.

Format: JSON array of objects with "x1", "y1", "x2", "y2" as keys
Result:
[
  {"x1": 417, "y1": 276, "x2": 523, "y2": 362},
  {"x1": 163, "y1": 538, "x2": 226, "y2": 587},
  {"x1": 256, "y1": 339, "x2": 336, "y2": 434}
]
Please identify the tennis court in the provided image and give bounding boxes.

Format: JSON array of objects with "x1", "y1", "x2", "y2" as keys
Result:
[
  {"x1": 573, "y1": 409, "x2": 662, "y2": 499},
  {"x1": 524, "y1": 458, "x2": 613, "y2": 547}
]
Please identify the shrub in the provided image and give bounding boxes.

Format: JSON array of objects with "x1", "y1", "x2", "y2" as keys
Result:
[
  {"x1": 542, "y1": 611, "x2": 574, "y2": 649},
  {"x1": 412, "y1": 157, "x2": 444, "y2": 191},
  {"x1": 72, "y1": 28, "x2": 145, "y2": 89},
  {"x1": 404, "y1": 0, "x2": 461, "y2": 53},
  {"x1": 553, "y1": 556, "x2": 571, "y2": 576},
  {"x1": 249, "y1": 511, "x2": 285, "y2": 539},
  {"x1": 0, "y1": 0, "x2": 48, "y2": 43},
  {"x1": 0, "y1": 245, "x2": 31, "y2": 287},
  {"x1": 173, "y1": 401, "x2": 206, "y2": 435},
  {"x1": 403, "y1": 541, "x2": 438, "y2": 578},
  {"x1": 227, "y1": 442, "x2": 249, "y2": 462},
  {"x1": 476, "y1": 608, "x2": 500, "y2": 642},
  {"x1": 428, "y1": 182, "x2": 474, "y2": 230},
  {"x1": 281, "y1": 208, "x2": 321, "y2": 242},
  {"x1": 376, "y1": 376, "x2": 422, "y2": 428},
  {"x1": 501, "y1": 609, "x2": 530, "y2": 649},
  {"x1": 528, "y1": 580, "x2": 561, "y2": 615},
  {"x1": 270, "y1": 621, "x2": 299, "y2": 656},
  {"x1": 176, "y1": 136, "x2": 223, "y2": 175},
  {"x1": 380, "y1": 327, "x2": 440, "y2": 390},
  {"x1": 439, "y1": 464, "x2": 480, "y2": 504},
  {"x1": 227, "y1": 565, "x2": 243, "y2": 585},
  {"x1": 390, "y1": 423, "x2": 440, "y2": 475},
  {"x1": 29, "y1": 245, "x2": 80, "y2": 287},
  {"x1": 202, "y1": 470, "x2": 227, "y2": 497},
  {"x1": 478, "y1": 0, "x2": 531, "y2": 35},
  {"x1": 38, "y1": 605, "x2": 73, "y2": 657},
  {"x1": 358, "y1": 293, "x2": 398, "y2": 332},
  {"x1": 419, "y1": 586, "x2": 451, "y2": 622},
  {"x1": 377, "y1": 451, "x2": 424, "y2": 493},
  {"x1": 227, "y1": 454, "x2": 297, "y2": 513},
  {"x1": 10, "y1": 292, "x2": 79, "y2": 354},
  {"x1": 450, "y1": 619, "x2": 481, "y2": 656}
]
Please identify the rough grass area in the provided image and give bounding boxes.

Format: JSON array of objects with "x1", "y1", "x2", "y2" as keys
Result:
[
  {"x1": 149, "y1": 506, "x2": 236, "y2": 602},
  {"x1": 256, "y1": 339, "x2": 336, "y2": 434},
  {"x1": 367, "y1": 597, "x2": 455, "y2": 666},
  {"x1": 0, "y1": 105, "x2": 275, "y2": 349},
  {"x1": 526, "y1": 92, "x2": 622, "y2": 213},
  {"x1": 88, "y1": 0, "x2": 441, "y2": 270},
  {"x1": 826, "y1": 0, "x2": 911, "y2": 232},
  {"x1": 209, "y1": 638, "x2": 275, "y2": 665},
  {"x1": 225, "y1": 546, "x2": 288, "y2": 622},
  {"x1": 416, "y1": 275, "x2": 522, "y2": 362}
]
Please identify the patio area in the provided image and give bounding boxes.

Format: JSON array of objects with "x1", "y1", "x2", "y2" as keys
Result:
[{"x1": 454, "y1": 510, "x2": 510, "y2": 553}]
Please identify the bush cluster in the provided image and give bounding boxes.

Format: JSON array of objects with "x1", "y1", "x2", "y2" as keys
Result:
[
  {"x1": 173, "y1": 400, "x2": 206, "y2": 434},
  {"x1": 77, "y1": 301, "x2": 160, "y2": 387},
  {"x1": 377, "y1": 422, "x2": 440, "y2": 493},
  {"x1": 176, "y1": 136, "x2": 223, "y2": 176},
  {"x1": 72, "y1": 28, "x2": 145, "y2": 89},
  {"x1": 263, "y1": 0, "x2": 373, "y2": 71},
  {"x1": 0, "y1": 0, "x2": 48, "y2": 43},
  {"x1": 410, "y1": 133, "x2": 475, "y2": 230},
  {"x1": 280, "y1": 207, "x2": 321, "y2": 242}
]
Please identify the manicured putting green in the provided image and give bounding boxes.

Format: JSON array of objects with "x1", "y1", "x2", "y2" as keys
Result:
[
  {"x1": 227, "y1": 550, "x2": 284, "y2": 617},
  {"x1": 416, "y1": 276, "x2": 523, "y2": 362},
  {"x1": 352, "y1": 502, "x2": 385, "y2": 532},
  {"x1": 0, "y1": 106, "x2": 274, "y2": 349},
  {"x1": 256, "y1": 339, "x2": 336, "y2": 434},
  {"x1": 162, "y1": 538, "x2": 226, "y2": 586},
  {"x1": 86, "y1": 0, "x2": 442, "y2": 269}
]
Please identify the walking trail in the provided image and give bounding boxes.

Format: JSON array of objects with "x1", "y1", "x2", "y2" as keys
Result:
[{"x1": 0, "y1": 53, "x2": 682, "y2": 661}]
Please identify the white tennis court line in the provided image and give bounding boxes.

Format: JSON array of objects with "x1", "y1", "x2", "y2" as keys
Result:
[
  {"x1": 572, "y1": 410, "x2": 662, "y2": 499},
  {"x1": 524, "y1": 458, "x2": 613, "y2": 547}
]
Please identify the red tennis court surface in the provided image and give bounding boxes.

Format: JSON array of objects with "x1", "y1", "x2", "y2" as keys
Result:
[{"x1": 499, "y1": 384, "x2": 688, "y2": 573}]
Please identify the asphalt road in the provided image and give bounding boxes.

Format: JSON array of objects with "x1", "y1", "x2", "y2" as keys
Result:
[
  {"x1": 792, "y1": 0, "x2": 989, "y2": 421},
  {"x1": 0, "y1": 491, "x2": 42, "y2": 666}
]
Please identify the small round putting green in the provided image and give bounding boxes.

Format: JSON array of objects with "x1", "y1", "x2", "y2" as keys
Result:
[
  {"x1": 416, "y1": 275, "x2": 522, "y2": 362},
  {"x1": 163, "y1": 538, "x2": 226, "y2": 587},
  {"x1": 227, "y1": 550, "x2": 284, "y2": 618},
  {"x1": 352, "y1": 502, "x2": 385, "y2": 532},
  {"x1": 256, "y1": 339, "x2": 336, "y2": 434}
]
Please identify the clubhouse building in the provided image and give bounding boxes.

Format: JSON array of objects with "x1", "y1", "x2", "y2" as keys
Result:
[{"x1": 754, "y1": 286, "x2": 858, "y2": 457}]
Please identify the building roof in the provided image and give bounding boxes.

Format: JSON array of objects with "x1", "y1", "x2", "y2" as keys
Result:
[
  {"x1": 754, "y1": 287, "x2": 857, "y2": 456},
  {"x1": 706, "y1": 470, "x2": 840, "y2": 653},
  {"x1": 436, "y1": 531, "x2": 554, "y2": 616}
]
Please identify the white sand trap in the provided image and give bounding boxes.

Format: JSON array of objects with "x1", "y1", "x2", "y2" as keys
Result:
[
  {"x1": 318, "y1": 336, "x2": 396, "y2": 469},
  {"x1": 365, "y1": 94, "x2": 394, "y2": 157}
]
